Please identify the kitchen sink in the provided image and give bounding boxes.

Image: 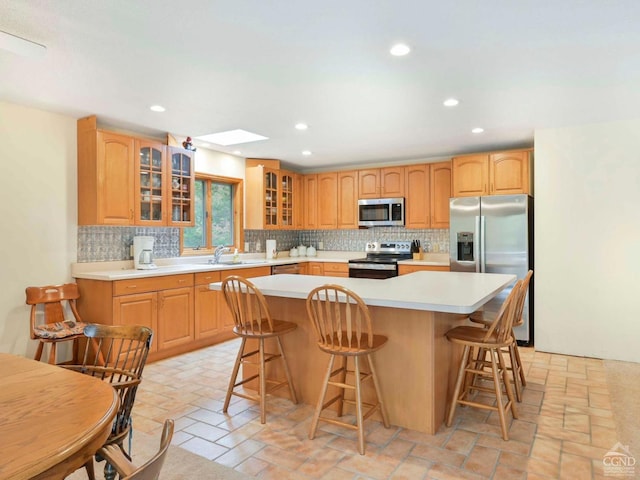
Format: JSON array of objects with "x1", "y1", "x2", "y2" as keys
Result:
[{"x1": 206, "y1": 259, "x2": 267, "y2": 266}]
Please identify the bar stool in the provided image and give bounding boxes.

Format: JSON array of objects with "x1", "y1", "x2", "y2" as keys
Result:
[
  {"x1": 221, "y1": 276, "x2": 298, "y2": 424},
  {"x1": 445, "y1": 280, "x2": 522, "y2": 440},
  {"x1": 306, "y1": 284, "x2": 389, "y2": 455},
  {"x1": 469, "y1": 270, "x2": 533, "y2": 401}
]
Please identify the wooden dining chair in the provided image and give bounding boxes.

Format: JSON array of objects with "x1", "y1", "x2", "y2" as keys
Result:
[
  {"x1": 306, "y1": 284, "x2": 389, "y2": 455},
  {"x1": 445, "y1": 280, "x2": 522, "y2": 440},
  {"x1": 98, "y1": 419, "x2": 174, "y2": 480},
  {"x1": 221, "y1": 275, "x2": 298, "y2": 424},
  {"x1": 64, "y1": 323, "x2": 153, "y2": 480},
  {"x1": 25, "y1": 283, "x2": 88, "y2": 364},
  {"x1": 469, "y1": 270, "x2": 533, "y2": 401}
]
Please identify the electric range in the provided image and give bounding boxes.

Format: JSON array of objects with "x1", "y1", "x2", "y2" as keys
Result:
[{"x1": 348, "y1": 241, "x2": 412, "y2": 279}]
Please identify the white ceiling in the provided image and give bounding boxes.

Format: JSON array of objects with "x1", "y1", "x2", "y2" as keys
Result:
[{"x1": 2, "y1": 1, "x2": 639, "y2": 171}]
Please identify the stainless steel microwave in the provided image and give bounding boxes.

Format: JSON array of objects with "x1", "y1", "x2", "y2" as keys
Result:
[{"x1": 358, "y1": 197, "x2": 405, "y2": 227}]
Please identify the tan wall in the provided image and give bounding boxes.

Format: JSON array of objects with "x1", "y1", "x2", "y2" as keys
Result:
[
  {"x1": 534, "y1": 118, "x2": 640, "y2": 362},
  {"x1": 0, "y1": 101, "x2": 78, "y2": 357}
]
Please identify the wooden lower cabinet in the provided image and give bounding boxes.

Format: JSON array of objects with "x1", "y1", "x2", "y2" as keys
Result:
[
  {"x1": 77, "y1": 267, "x2": 269, "y2": 362},
  {"x1": 307, "y1": 262, "x2": 349, "y2": 277},
  {"x1": 398, "y1": 265, "x2": 450, "y2": 275}
]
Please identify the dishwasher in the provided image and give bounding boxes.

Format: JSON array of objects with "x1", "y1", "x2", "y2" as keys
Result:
[{"x1": 271, "y1": 263, "x2": 302, "y2": 275}]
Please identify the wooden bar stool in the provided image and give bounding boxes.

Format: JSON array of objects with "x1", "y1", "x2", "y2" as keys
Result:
[
  {"x1": 306, "y1": 284, "x2": 389, "y2": 455},
  {"x1": 221, "y1": 276, "x2": 298, "y2": 424},
  {"x1": 469, "y1": 270, "x2": 533, "y2": 401},
  {"x1": 445, "y1": 280, "x2": 522, "y2": 440}
]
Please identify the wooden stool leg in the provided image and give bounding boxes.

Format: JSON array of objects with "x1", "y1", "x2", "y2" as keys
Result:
[
  {"x1": 34, "y1": 341, "x2": 44, "y2": 362},
  {"x1": 446, "y1": 345, "x2": 471, "y2": 427},
  {"x1": 223, "y1": 338, "x2": 246, "y2": 413},
  {"x1": 513, "y1": 341, "x2": 527, "y2": 387},
  {"x1": 489, "y1": 348, "x2": 510, "y2": 440},
  {"x1": 275, "y1": 336, "x2": 297, "y2": 404},
  {"x1": 367, "y1": 354, "x2": 389, "y2": 428},
  {"x1": 310, "y1": 354, "x2": 336, "y2": 440},
  {"x1": 336, "y1": 356, "x2": 347, "y2": 417},
  {"x1": 48, "y1": 342, "x2": 57, "y2": 364},
  {"x1": 497, "y1": 348, "x2": 518, "y2": 420},
  {"x1": 84, "y1": 458, "x2": 96, "y2": 480},
  {"x1": 353, "y1": 356, "x2": 365, "y2": 455},
  {"x1": 508, "y1": 343, "x2": 523, "y2": 402},
  {"x1": 259, "y1": 338, "x2": 266, "y2": 424}
]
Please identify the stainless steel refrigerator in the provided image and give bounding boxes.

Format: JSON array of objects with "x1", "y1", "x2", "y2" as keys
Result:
[{"x1": 449, "y1": 194, "x2": 534, "y2": 345}]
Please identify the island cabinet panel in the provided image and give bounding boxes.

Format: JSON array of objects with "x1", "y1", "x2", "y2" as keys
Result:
[
  {"x1": 337, "y1": 171, "x2": 358, "y2": 229},
  {"x1": 358, "y1": 167, "x2": 405, "y2": 199}
]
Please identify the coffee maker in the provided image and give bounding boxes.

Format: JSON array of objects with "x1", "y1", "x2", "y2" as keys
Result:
[{"x1": 133, "y1": 236, "x2": 157, "y2": 270}]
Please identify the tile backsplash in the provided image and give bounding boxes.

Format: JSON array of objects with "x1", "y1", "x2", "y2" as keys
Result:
[{"x1": 78, "y1": 226, "x2": 449, "y2": 262}]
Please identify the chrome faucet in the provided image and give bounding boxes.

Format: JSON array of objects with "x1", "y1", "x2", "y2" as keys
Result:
[{"x1": 212, "y1": 245, "x2": 230, "y2": 264}]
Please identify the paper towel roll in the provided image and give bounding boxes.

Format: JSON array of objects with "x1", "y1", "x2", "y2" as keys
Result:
[{"x1": 266, "y1": 239, "x2": 276, "y2": 259}]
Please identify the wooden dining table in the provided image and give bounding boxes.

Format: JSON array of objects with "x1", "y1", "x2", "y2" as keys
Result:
[{"x1": 0, "y1": 353, "x2": 119, "y2": 479}]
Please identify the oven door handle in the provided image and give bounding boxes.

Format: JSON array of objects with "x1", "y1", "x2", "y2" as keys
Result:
[{"x1": 348, "y1": 263, "x2": 397, "y2": 271}]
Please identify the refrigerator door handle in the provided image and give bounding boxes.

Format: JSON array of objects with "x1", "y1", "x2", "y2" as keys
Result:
[
  {"x1": 474, "y1": 215, "x2": 481, "y2": 273},
  {"x1": 480, "y1": 215, "x2": 486, "y2": 273}
]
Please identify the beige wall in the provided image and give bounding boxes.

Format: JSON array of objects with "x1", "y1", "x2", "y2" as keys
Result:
[
  {"x1": 534, "y1": 119, "x2": 640, "y2": 362},
  {"x1": 0, "y1": 101, "x2": 78, "y2": 357}
]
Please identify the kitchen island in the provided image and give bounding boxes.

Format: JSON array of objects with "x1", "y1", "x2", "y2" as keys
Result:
[{"x1": 210, "y1": 271, "x2": 515, "y2": 434}]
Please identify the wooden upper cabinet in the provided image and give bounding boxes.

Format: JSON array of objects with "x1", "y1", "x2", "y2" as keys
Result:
[
  {"x1": 358, "y1": 167, "x2": 405, "y2": 198},
  {"x1": 317, "y1": 172, "x2": 338, "y2": 229},
  {"x1": 303, "y1": 174, "x2": 318, "y2": 229},
  {"x1": 245, "y1": 161, "x2": 298, "y2": 229},
  {"x1": 135, "y1": 139, "x2": 166, "y2": 226},
  {"x1": 452, "y1": 154, "x2": 489, "y2": 197},
  {"x1": 337, "y1": 171, "x2": 358, "y2": 229},
  {"x1": 78, "y1": 116, "x2": 135, "y2": 225},
  {"x1": 452, "y1": 149, "x2": 531, "y2": 197},
  {"x1": 489, "y1": 151, "x2": 530, "y2": 195},
  {"x1": 430, "y1": 161, "x2": 452, "y2": 228},
  {"x1": 404, "y1": 161, "x2": 451, "y2": 229},
  {"x1": 78, "y1": 116, "x2": 194, "y2": 226},
  {"x1": 167, "y1": 147, "x2": 195, "y2": 226},
  {"x1": 293, "y1": 173, "x2": 305, "y2": 229},
  {"x1": 404, "y1": 164, "x2": 430, "y2": 229}
]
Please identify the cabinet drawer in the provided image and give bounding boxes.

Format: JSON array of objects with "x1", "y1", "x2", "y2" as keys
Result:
[
  {"x1": 323, "y1": 262, "x2": 349, "y2": 274},
  {"x1": 195, "y1": 271, "x2": 222, "y2": 286},
  {"x1": 113, "y1": 274, "x2": 194, "y2": 296}
]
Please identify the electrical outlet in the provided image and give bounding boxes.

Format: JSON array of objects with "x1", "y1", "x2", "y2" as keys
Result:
[
  {"x1": 129, "y1": 245, "x2": 134, "y2": 258},
  {"x1": 318, "y1": 241, "x2": 324, "y2": 250}
]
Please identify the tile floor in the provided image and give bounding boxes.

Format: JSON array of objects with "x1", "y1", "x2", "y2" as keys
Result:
[{"x1": 132, "y1": 339, "x2": 623, "y2": 479}]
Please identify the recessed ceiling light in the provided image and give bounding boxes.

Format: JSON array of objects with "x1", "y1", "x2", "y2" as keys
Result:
[
  {"x1": 149, "y1": 105, "x2": 165, "y2": 112},
  {"x1": 390, "y1": 43, "x2": 411, "y2": 56},
  {"x1": 443, "y1": 98, "x2": 459, "y2": 107},
  {"x1": 302, "y1": 150, "x2": 312, "y2": 156},
  {"x1": 295, "y1": 123, "x2": 308, "y2": 130},
  {"x1": 0, "y1": 30, "x2": 46, "y2": 57},
  {"x1": 195, "y1": 129, "x2": 268, "y2": 146},
  {"x1": 472, "y1": 127, "x2": 484, "y2": 134}
]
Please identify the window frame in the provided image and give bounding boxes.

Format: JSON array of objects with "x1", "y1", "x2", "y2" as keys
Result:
[{"x1": 181, "y1": 173, "x2": 244, "y2": 255}]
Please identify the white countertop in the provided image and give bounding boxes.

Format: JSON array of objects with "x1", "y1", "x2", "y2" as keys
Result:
[
  {"x1": 209, "y1": 271, "x2": 514, "y2": 315},
  {"x1": 71, "y1": 251, "x2": 450, "y2": 281}
]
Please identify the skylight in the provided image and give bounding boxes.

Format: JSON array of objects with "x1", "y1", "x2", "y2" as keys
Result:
[{"x1": 195, "y1": 129, "x2": 268, "y2": 146}]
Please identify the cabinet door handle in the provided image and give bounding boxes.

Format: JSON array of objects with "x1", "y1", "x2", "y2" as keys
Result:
[
  {"x1": 130, "y1": 209, "x2": 134, "y2": 220},
  {"x1": 491, "y1": 183, "x2": 494, "y2": 193},
  {"x1": 177, "y1": 279, "x2": 186, "y2": 283},
  {"x1": 127, "y1": 285, "x2": 137, "y2": 289}
]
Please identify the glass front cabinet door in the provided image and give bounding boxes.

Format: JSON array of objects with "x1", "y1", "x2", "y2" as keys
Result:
[
  {"x1": 264, "y1": 169, "x2": 278, "y2": 228},
  {"x1": 168, "y1": 147, "x2": 195, "y2": 226},
  {"x1": 135, "y1": 140, "x2": 166, "y2": 226},
  {"x1": 280, "y1": 171, "x2": 294, "y2": 228}
]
